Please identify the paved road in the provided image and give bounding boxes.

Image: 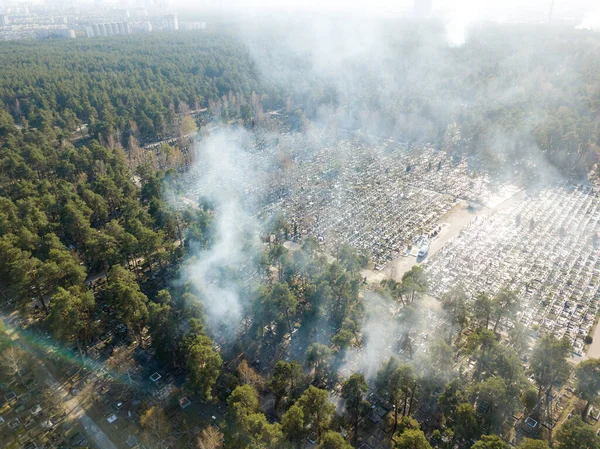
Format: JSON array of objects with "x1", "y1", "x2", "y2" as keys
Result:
[
  {"x1": 1, "y1": 312, "x2": 120, "y2": 449},
  {"x1": 79, "y1": 415, "x2": 119, "y2": 449}
]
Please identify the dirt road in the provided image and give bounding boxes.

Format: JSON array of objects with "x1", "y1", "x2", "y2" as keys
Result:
[
  {"x1": 361, "y1": 200, "x2": 480, "y2": 284},
  {"x1": 361, "y1": 189, "x2": 524, "y2": 285},
  {"x1": 585, "y1": 320, "x2": 600, "y2": 360}
]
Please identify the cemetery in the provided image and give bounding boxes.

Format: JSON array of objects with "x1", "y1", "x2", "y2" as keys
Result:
[{"x1": 425, "y1": 183, "x2": 600, "y2": 353}]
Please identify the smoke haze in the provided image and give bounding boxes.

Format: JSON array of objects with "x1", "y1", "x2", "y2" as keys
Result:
[
  {"x1": 182, "y1": 130, "x2": 263, "y2": 335},
  {"x1": 166, "y1": 2, "x2": 600, "y2": 376},
  {"x1": 577, "y1": 10, "x2": 600, "y2": 30}
]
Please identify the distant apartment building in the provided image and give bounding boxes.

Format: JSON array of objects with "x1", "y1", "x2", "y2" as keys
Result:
[
  {"x1": 165, "y1": 14, "x2": 178, "y2": 30},
  {"x1": 113, "y1": 8, "x2": 130, "y2": 18},
  {"x1": 0, "y1": 22, "x2": 76, "y2": 41},
  {"x1": 181, "y1": 21, "x2": 206, "y2": 30},
  {"x1": 0, "y1": 14, "x2": 10, "y2": 26},
  {"x1": 86, "y1": 21, "x2": 131, "y2": 37}
]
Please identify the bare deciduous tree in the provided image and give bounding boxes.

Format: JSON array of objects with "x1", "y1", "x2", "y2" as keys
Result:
[
  {"x1": 1, "y1": 346, "x2": 31, "y2": 384},
  {"x1": 140, "y1": 406, "x2": 171, "y2": 449},
  {"x1": 197, "y1": 426, "x2": 223, "y2": 449},
  {"x1": 237, "y1": 359, "x2": 265, "y2": 391}
]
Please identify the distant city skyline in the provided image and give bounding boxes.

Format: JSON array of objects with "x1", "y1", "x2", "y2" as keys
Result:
[
  {"x1": 162, "y1": 0, "x2": 593, "y2": 15},
  {"x1": 0, "y1": 0, "x2": 596, "y2": 21}
]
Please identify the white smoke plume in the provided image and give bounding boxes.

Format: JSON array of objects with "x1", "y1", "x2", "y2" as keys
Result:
[
  {"x1": 357, "y1": 292, "x2": 400, "y2": 378},
  {"x1": 445, "y1": 10, "x2": 476, "y2": 47},
  {"x1": 576, "y1": 10, "x2": 600, "y2": 31},
  {"x1": 341, "y1": 291, "x2": 411, "y2": 379},
  {"x1": 182, "y1": 130, "x2": 263, "y2": 336}
]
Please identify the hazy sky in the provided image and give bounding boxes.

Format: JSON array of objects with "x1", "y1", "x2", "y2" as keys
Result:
[{"x1": 176, "y1": 0, "x2": 594, "y2": 17}]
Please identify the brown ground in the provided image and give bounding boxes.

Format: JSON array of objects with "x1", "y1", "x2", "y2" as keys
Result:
[
  {"x1": 361, "y1": 200, "x2": 482, "y2": 284},
  {"x1": 585, "y1": 318, "x2": 600, "y2": 360},
  {"x1": 361, "y1": 189, "x2": 525, "y2": 285}
]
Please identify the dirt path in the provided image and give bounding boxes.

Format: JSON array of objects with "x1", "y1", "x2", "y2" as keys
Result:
[
  {"x1": 1, "y1": 312, "x2": 120, "y2": 449},
  {"x1": 42, "y1": 364, "x2": 119, "y2": 449},
  {"x1": 585, "y1": 320, "x2": 600, "y2": 360},
  {"x1": 361, "y1": 189, "x2": 524, "y2": 284},
  {"x1": 361, "y1": 200, "x2": 481, "y2": 284}
]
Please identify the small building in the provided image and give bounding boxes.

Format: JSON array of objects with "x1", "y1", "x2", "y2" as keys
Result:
[
  {"x1": 180, "y1": 396, "x2": 191, "y2": 409},
  {"x1": 126, "y1": 435, "x2": 139, "y2": 448},
  {"x1": 166, "y1": 14, "x2": 178, "y2": 31}
]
